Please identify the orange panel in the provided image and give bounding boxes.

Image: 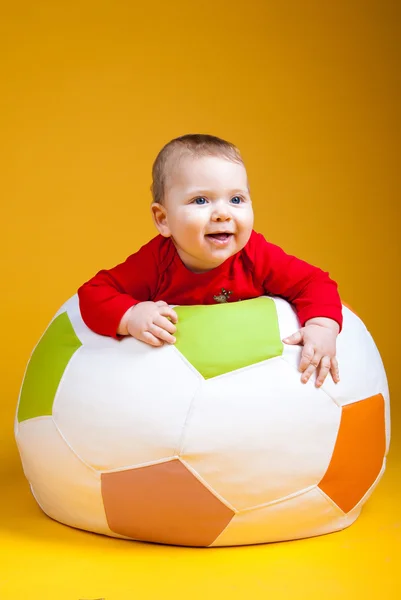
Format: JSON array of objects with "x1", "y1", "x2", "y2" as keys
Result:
[
  {"x1": 319, "y1": 394, "x2": 386, "y2": 513},
  {"x1": 101, "y1": 459, "x2": 234, "y2": 547}
]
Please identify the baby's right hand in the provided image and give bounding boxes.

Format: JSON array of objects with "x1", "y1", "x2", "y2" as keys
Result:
[{"x1": 120, "y1": 301, "x2": 178, "y2": 346}]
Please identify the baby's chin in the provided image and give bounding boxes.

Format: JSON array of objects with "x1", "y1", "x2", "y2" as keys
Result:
[
  {"x1": 175, "y1": 239, "x2": 240, "y2": 272},
  {"x1": 187, "y1": 254, "x2": 231, "y2": 273}
]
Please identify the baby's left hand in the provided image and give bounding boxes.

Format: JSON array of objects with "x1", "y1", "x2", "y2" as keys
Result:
[{"x1": 282, "y1": 317, "x2": 340, "y2": 388}]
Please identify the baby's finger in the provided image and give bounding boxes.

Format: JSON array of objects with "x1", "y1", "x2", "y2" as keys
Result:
[
  {"x1": 300, "y1": 363, "x2": 316, "y2": 383},
  {"x1": 159, "y1": 305, "x2": 178, "y2": 324},
  {"x1": 141, "y1": 331, "x2": 164, "y2": 347},
  {"x1": 282, "y1": 330, "x2": 303, "y2": 345},
  {"x1": 315, "y1": 356, "x2": 331, "y2": 388},
  {"x1": 167, "y1": 308, "x2": 179, "y2": 324},
  {"x1": 300, "y1": 353, "x2": 322, "y2": 383},
  {"x1": 148, "y1": 323, "x2": 176, "y2": 344},
  {"x1": 330, "y1": 356, "x2": 340, "y2": 383},
  {"x1": 155, "y1": 300, "x2": 168, "y2": 307},
  {"x1": 299, "y1": 344, "x2": 315, "y2": 372},
  {"x1": 154, "y1": 314, "x2": 177, "y2": 335}
]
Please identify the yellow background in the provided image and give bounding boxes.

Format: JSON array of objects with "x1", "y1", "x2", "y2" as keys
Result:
[{"x1": 1, "y1": 1, "x2": 400, "y2": 598}]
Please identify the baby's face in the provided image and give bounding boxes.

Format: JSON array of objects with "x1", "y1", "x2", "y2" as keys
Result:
[{"x1": 155, "y1": 154, "x2": 254, "y2": 272}]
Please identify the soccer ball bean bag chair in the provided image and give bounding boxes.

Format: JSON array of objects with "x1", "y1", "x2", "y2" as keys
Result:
[{"x1": 15, "y1": 295, "x2": 390, "y2": 547}]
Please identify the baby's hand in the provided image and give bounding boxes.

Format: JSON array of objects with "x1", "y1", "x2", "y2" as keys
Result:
[
  {"x1": 119, "y1": 301, "x2": 178, "y2": 346},
  {"x1": 282, "y1": 317, "x2": 340, "y2": 388}
]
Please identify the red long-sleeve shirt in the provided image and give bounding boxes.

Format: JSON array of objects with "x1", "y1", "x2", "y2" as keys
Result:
[{"x1": 78, "y1": 230, "x2": 343, "y2": 339}]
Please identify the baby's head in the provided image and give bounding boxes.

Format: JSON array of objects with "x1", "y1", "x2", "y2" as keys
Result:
[{"x1": 151, "y1": 134, "x2": 254, "y2": 273}]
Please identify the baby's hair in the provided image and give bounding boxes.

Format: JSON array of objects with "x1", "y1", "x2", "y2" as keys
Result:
[{"x1": 151, "y1": 133, "x2": 244, "y2": 205}]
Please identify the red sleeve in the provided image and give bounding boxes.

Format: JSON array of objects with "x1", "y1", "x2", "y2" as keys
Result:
[
  {"x1": 78, "y1": 236, "x2": 162, "y2": 339},
  {"x1": 249, "y1": 232, "x2": 343, "y2": 331}
]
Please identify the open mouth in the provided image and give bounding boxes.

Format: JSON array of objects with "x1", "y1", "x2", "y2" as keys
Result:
[{"x1": 206, "y1": 233, "x2": 233, "y2": 241}]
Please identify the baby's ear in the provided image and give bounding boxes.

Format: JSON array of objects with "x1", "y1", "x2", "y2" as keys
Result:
[{"x1": 151, "y1": 203, "x2": 171, "y2": 237}]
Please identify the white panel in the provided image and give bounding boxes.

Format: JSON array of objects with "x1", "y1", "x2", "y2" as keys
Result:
[
  {"x1": 211, "y1": 486, "x2": 359, "y2": 547},
  {"x1": 53, "y1": 342, "x2": 201, "y2": 470},
  {"x1": 272, "y1": 300, "x2": 390, "y2": 420},
  {"x1": 278, "y1": 304, "x2": 390, "y2": 451},
  {"x1": 280, "y1": 305, "x2": 389, "y2": 402},
  {"x1": 63, "y1": 294, "x2": 118, "y2": 349},
  {"x1": 326, "y1": 308, "x2": 388, "y2": 401},
  {"x1": 15, "y1": 417, "x2": 112, "y2": 536},
  {"x1": 272, "y1": 296, "x2": 302, "y2": 346},
  {"x1": 181, "y1": 358, "x2": 341, "y2": 510},
  {"x1": 272, "y1": 295, "x2": 306, "y2": 382}
]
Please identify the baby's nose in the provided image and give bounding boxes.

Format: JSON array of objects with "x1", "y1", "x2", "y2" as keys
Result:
[
  {"x1": 211, "y1": 203, "x2": 231, "y2": 221},
  {"x1": 214, "y1": 213, "x2": 230, "y2": 221}
]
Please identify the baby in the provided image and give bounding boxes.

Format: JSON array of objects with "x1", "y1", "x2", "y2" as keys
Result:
[{"x1": 78, "y1": 134, "x2": 342, "y2": 388}]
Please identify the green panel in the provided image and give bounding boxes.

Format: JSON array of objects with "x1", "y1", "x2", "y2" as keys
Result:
[
  {"x1": 175, "y1": 297, "x2": 282, "y2": 379},
  {"x1": 18, "y1": 312, "x2": 82, "y2": 422}
]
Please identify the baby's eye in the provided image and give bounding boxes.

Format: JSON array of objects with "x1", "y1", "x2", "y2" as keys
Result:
[
  {"x1": 230, "y1": 196, "x2": 243, "y2": 204},
  {"x1": 193, "y1": 197, "x2": 208, "y2": 205}
]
